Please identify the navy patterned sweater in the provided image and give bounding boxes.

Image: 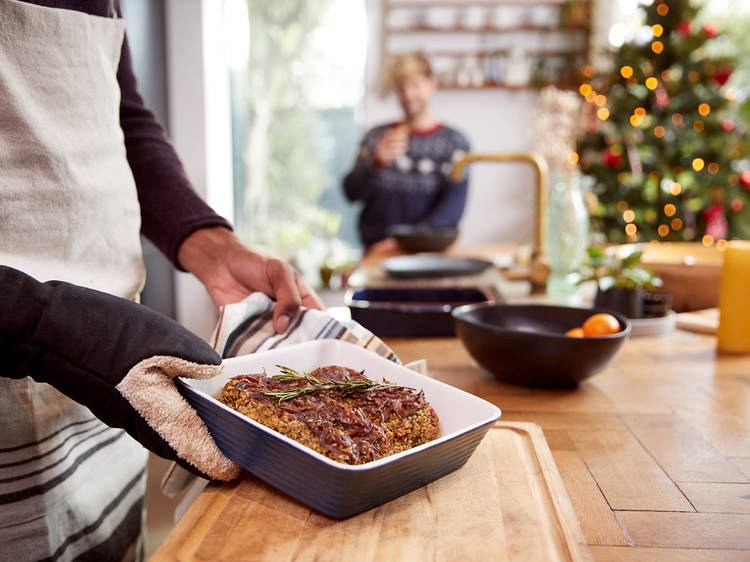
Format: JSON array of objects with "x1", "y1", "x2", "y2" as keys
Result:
[{"x1": 343, "y1": 123, "x2": 470, "y2": 248}]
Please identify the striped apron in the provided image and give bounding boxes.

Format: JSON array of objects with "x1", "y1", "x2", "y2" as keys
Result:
[{"x1": 0, "y1": 0, "x2": 148, "y2": 559}]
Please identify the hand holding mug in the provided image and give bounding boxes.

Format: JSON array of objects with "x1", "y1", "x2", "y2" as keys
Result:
[{"x1": 374, "y1": 125, "x2": 409, "y2": 167}]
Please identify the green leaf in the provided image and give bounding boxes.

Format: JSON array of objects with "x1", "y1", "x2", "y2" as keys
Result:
[
  {"x1": 739, "y1": 97, "x2": 750, "y2": 128},
  {"x1": 599, "y1": 276, "x2": 616, "y2": 291},
  {"x1": 622, "y1": 267, "x2": 652, "y2": 285},
  {"x1": 621, "y1": 250, "x2": 644, "y2": 267}
]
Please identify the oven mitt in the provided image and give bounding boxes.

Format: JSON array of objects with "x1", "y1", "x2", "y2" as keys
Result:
[{"x1": 0, "y1": 266, "x2": 239, "y2": 481}]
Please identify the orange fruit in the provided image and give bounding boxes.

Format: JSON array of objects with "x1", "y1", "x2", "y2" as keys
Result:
[
  {"x1": 582, "y1": 313, "x2": 621, "y2": 337},
  {"x1": 565, "y1": 327, "x2": 585, "y2": 338}
]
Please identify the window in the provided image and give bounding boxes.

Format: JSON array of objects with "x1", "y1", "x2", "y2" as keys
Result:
[{"x1": 224, "y1": 0, "x2": 368, "y2": 283}]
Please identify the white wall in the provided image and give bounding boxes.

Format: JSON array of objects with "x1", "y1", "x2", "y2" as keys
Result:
[
  {"x1": 364, "y1": 0, "x2": 542, "y2": 247},
  {"x1": 366, "y1": 89, "x2": 540, "y2": 246},
  {"x1": 164, "y1": 0, "x2": 567, "y2": 339},
  {"x1": 165, "y1": 0, "x2": 230, "y2": 339}
]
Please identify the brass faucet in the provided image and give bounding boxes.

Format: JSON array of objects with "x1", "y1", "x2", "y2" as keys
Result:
[{"x1": 451, "y1": 152, "x2": 550, "y2": 291}]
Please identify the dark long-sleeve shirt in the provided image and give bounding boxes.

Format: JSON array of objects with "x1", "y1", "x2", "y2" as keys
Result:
[
  {"x1": 343, "y1": 123, "x2": 470, "y2": 248},
  {"x1": 19, "y1": 0, "x2": 232, "y2": 269}
]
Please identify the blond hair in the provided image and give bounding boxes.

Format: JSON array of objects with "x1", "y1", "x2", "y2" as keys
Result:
[{"x1": 385, "y1": 52, "x2": 433, "y2": 92}]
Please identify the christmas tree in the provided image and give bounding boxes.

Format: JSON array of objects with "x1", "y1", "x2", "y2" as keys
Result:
[{"x1": 576, "y1": 0, "x2": 750, "y2": 244}]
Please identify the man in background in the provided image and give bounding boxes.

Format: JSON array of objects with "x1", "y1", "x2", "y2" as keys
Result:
[{"x1": 343, "y1": 52, "x2": 471, "y2": 252}]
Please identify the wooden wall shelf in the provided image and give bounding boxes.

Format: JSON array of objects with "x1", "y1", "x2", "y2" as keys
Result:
[
  {"x1": 381, "y1": 0, "x2": 592, "y2": 92},
  {"x1": 439, "y1": 80, "x2": 579, "y2": 91},
  {"x1": 391, "y1": 0, "x2": 590, "y2": 7},
  {"x1": 428, "y1": 48, "x2": 587, "y2": 58},
  {"x1": 387, "y1": 24, "x2": 590, "y2": 34}
]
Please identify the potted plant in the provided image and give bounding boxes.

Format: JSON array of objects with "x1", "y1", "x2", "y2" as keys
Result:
[{"x1": 574, "y1": 246, "x2": 669, "y2": 319}]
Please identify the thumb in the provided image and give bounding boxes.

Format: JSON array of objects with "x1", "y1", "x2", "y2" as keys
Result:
[{"x1": 263, "y1": 258, "x2": 303, "y2": 333}]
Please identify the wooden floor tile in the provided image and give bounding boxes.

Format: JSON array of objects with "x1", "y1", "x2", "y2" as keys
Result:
[
  {"x1": 590, "y1": 545, "x2": 750, "y2": 562},
  {"x1": 678, "y1": 482, "x2": 750, "y2": 514},
  {"x1": 551, "y1": 448, "x2": 630, "y2": 546},
  {"x1": 542, "y1": 429, "x2": 576, "y2": 451},
  {"x1": 482, "y1": 390, "x2": 672, "y2": 415},
  {"x1": 568, "y1": 429, "x2": 693, "y2": 512},
  {"x1": 729, "y1": 457, "x2": 750, "y2": 480},
  {"x1": 499, "y1": 411, "x2": 626, "y2": 431},
  {"x1": 666, "y1": 384, "x2": 750, "y2": 458},
  {"x1": 617, "y1": 511, "x2": 750, "y2": 549},
  {"x1": 671, "y1": 406, "x2": 750, "y2": 458},
  {"x1": 621, "y1": 414, "x2": 747, "y2": 483}
]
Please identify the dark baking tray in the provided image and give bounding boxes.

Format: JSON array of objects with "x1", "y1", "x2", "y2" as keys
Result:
[
  {"x1": 382, "y1": 255, "x2": 493, "y2": 279},
  {"x1": 346, "y1": 287, "x2": 491, "y2": 337}
]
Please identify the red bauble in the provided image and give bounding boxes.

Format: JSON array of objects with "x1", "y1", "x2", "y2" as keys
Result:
[
  {"x1": 712, "y1": 68, "x2": 733, "y2": 87},
  {"x1": 704, "y1": 203, "x2": 723, "y2": 222},
  {"x1": 602, "y1": 148, "x2": 623, "y2": 169},
  {"x1": 676, "y1": 21, "x2": 692, "y2": 37},
  {"x1": 731, "y1": 199, "x2": 744, "y2": 213},
  {"x1": 656, "y1": 90, "x2": 669, "y2": 108},
  {"x1": 703, "y1": 22, "x2": 720, "y2": 38},
  {"x1": 741, "y1": 170, "x2": 750, "y2": 188},
  {"x1": 722, "y1": 120, "x2": 735, "y2": 132},
  {"x1": 703, "y1": 203, "x2": 728, "y2": 240}
]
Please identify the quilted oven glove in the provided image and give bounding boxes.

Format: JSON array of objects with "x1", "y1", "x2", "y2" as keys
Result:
[{"x1": 0, "y1": 266, "x2": 240, "y2": 481}]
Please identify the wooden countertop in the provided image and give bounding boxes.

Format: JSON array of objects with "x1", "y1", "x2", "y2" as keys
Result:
[
  {"x1": 383, "y1": 331, "x2": 750, "y2": 560},
  {"x1": 153, "y1": 245, "x2": 750, "y2": 560},
  {"x1": 153, "y1": 422, "x2": 591, "y2": 561}
]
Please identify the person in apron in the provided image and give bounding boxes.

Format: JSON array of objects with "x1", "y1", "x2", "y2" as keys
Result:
[{"x1": 0, "y1": 1, "x2": 323, "y2": 560}]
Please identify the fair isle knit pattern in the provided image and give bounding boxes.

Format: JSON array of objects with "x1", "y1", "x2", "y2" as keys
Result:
[{"x1": 343, "y1": 124, "x2": 470, "y2": 248}]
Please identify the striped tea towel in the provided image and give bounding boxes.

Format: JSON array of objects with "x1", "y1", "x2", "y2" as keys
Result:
[
  {"x1": 211, "y1": 292, "x2": 400, "y2": 363},
  {"x1": 161, "y1": 292, "x2": 401, "y2": 498}
]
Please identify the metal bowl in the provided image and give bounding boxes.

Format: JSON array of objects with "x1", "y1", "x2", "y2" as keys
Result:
[{"x1": 452, "y1": 303, "x2": 630, "y2": 387}]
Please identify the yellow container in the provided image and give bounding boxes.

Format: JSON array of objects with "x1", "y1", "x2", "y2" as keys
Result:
[{"x1": 717, "y1": 241, "x2": 750, "y2": 353}]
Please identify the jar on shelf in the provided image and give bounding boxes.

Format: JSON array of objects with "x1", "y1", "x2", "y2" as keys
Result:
[
  {"x1": 492, "y1": 5, "x2": 527, "y2": 29},
  {"x1": 460, "y1": 5, "x2": 486, "y2": 30},
  {"x1": 456, "y1": 56, "x2": 484, "y2": 88},
  {"x1": 484, "y1": 51, "x2": 503, "y2": 85},
  {"x1": 504, "y1": 48, "x2": 531, "y2": 87}
]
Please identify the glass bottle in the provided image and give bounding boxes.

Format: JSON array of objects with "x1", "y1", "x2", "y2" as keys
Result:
[{"x1": 545, "y1": 171, "x2": 589, "y2": 295}]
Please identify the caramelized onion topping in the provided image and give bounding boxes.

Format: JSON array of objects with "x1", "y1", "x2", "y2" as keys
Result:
[{"x1": 230, "y1": 365, "x2": 435, "y2": 463}]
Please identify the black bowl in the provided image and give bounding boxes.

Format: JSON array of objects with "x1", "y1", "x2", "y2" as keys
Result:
[
  {"x1": 387, "y1": 224, "x2": 458, "y2": 253},
  {"x1": 452, "y1": 303, "x2": 631, "y2": 387}
]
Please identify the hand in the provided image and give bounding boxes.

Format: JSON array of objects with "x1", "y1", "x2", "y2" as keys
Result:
[
  {"x1": 373, "y1": 125, "x2": 409, "y2": 167},
  {"x1": 365, "y1": 236, "x2": 402, "y2": 258},
  {"x1": 178, "y1": 227, "x2": 325, "y2": 333}
]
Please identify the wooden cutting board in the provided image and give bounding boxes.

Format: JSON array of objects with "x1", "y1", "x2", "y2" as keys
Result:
[
  {"x1": 152, "y1": 422, "x2": 591, "y2": 561},
  {"x1": 675, "y1": 308, "x2": 719, "y2": 334}
]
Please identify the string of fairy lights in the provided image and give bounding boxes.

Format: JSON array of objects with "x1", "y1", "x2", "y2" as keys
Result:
[{"x1": 573, "y1": 0, "x2": 748, "y2": 247}]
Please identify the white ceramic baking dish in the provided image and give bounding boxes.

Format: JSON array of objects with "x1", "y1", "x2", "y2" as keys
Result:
[{"x1": 178, "y1": 339, "x2": 501, "y2": 518}]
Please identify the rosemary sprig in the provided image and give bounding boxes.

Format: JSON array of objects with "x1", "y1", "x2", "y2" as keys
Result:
[{"x1": 261, "y1": 365, "x2": 412, "y2": 403}]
